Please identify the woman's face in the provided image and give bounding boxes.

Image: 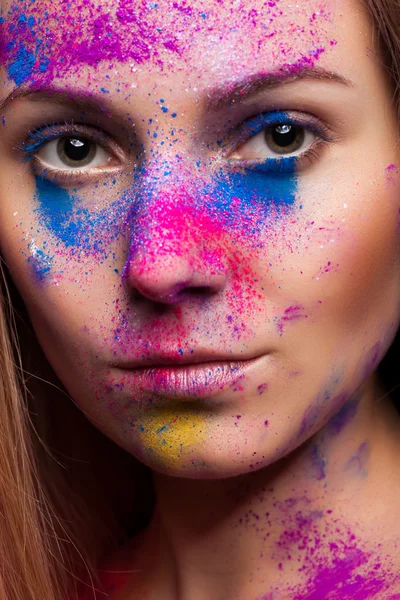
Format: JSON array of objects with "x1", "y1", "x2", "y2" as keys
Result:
[{"x1": 0, "y1": 0, "x2": 399, "y2": 477}]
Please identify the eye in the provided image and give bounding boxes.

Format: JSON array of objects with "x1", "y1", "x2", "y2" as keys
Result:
[
  {"x1": 266, "y1": 124, "x2": 307, "y2": 154},
  {"x1": 35, "y1": 135, "x2": 113, "y2": 171},
  {"x1": 231, "y1": 122, "x2": 317, "y2": 161}
]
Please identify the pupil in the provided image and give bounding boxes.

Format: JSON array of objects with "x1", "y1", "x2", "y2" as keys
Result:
[
  {"x1": 64, "y1": 137, "x2": 91, "y2": 162},
  {"x1": 272, "y1": 124, "x2": 298, "y2": 148}
]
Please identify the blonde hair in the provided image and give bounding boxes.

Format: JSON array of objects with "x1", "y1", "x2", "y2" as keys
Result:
[
  {"x1": 0, "y1": 1, "x2": 399, "y2": 598},
  {"x1": 0, "y1": 262, "x2": 62, "y2": 599},
  {"x1": 0, "y1": 261, "x2": 151, "y2": 599}
]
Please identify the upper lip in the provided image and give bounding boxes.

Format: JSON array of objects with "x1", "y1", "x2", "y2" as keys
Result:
[{"x1": 114, "y1": 351, "x2": 262, "y2": 370}]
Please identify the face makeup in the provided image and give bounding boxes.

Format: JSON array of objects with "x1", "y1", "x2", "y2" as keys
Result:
[
  {"x1": 2, "y1": 0, "x2": 400, "y2": 597},
  {"x1": 0, "y1": 0, "x2": 399, "y2": 478}
]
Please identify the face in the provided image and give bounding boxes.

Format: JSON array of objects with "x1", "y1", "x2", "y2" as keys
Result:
[{"x1": 0, "y1": 0, "x2": 399, "y2": 478}]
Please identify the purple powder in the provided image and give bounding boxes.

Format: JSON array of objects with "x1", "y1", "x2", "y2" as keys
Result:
[
  {"x1": 344, "y1": 441, "x2": 370, "y2": 477},
  {"x1": 326, "y1": 396, "x2": 360, "y2": 436},
  {"x1": 298, "y1": 550, "x2": 387, "y2": 599},
  {"x1": 1, "y1": 0, "x2": 334, "y2": 86},
  {"x1": 276, "y1": 305, "x2": 308, "y2": 334},
  {"x1": 310, "y1": 443, "x2": 326, "y2": 481},
  {"x1": 258, "y1": 383, "x2": 269, "y2": 395}
]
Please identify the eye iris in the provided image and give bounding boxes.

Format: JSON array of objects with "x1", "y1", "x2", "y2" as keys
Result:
[
  {"x1": 57, "y1": 137, "x2": 96, "y2": 166},
  {"x1": 266, "y1": 124, "x2": 305, "y2": 155}
]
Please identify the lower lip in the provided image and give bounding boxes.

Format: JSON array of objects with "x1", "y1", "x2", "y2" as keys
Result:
[{"x1": 115, "y1": 357, "x2": 264, "y2": 398}]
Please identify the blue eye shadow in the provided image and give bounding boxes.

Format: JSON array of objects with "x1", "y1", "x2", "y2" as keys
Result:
[
  {"x1": 34, "y1": 175, "x2": 127, "y2": 253},
  {"x1": 229, "y1": 158, "x2": 297, "y2": 206},
  {"x1": 34, "y1": 176, "x2": 83, "y2": 247},
  {"x1": 242, "y1": 111, "x2": 296, "y2": 137},
  {"x1": 208, "y1": 157, "x2": 298, "y2": 229},
  {"x1": 35, "y1": 176, "x2": 73, "y2": 223},
  {"x1": 32, "y1": 129, "x2": 299, "y2": 285},
  {"x1": 210, "y1": 110, "x2": 300, "y2": 215}
]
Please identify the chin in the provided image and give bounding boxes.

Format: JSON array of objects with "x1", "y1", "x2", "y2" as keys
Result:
[{"x1": 130, "y1": 440, "x2": 286, "y2": 480}]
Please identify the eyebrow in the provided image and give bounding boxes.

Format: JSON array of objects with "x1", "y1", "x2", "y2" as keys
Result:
[
  {"x1": 206, "y1": 67, "x2": 354, "y2": 111},
  {"x1": 0, "y1": 66, "x2": 353, "y2": 115},
  {"x1": 0, "y1": 87, "x2": 110, "y2": 114}
]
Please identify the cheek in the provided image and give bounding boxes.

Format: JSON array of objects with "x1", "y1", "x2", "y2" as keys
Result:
[
  {"x1": 319, "y1": 178, "x2": 400, "y2": 330},
  {"x1": 263, "y1": 166, "x2": 400, "y2": 323},
  {"x1": 3, "y1": 148, "x2": 400, "y2": 374}
]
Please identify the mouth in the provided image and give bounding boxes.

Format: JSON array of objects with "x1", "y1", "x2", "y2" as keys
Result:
[{"x1": 113, "y1": 354, "x2": 266, "y2": 398}]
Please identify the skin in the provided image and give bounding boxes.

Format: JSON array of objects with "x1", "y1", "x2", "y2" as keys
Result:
[{"x1": 1, "y1": 0, "x2": 400, "y2": 598}]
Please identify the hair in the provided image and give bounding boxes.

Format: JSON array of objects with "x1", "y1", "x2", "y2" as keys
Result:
[{"x1": 0, "y1": 1, "x2": 399, "y2": 598}]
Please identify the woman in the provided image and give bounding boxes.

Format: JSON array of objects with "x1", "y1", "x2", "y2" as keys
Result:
[{"x1": 0, "y1": 0, "x2": 400, "y2": 598}]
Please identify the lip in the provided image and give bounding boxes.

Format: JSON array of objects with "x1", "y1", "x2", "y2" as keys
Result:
[
  {"x1": 114, "y1": 355, "x2": 266, "y2": 398},
  {"x1": 115, "y1": 350, "x2": 256, "y2": 369}
]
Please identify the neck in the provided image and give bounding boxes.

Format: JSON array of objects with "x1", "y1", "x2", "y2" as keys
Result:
[{"x1": 137, "y1": 379, "x2": 400, "y2": 599}]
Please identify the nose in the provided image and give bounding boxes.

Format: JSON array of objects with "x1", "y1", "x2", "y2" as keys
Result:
[
  {"x1": 125, "y1": 248, "x2": 228, "y2": 304},
  {"x1": 123, "y1": 194, "x2": 229, "y2": 305}
]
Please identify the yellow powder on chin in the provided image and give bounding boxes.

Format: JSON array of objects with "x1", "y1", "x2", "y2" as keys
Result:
[{"x1": 138, "y1": 409, "x2": 207, "y2": 467}]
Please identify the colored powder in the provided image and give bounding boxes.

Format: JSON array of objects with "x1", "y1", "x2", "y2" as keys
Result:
[
  {"x1": 213, "y1": 157, "x2": 298, "y2": 215},
  {"x1": 130, "y1": 155, "x2": 298, "y2": 254},
  {"x1": 298, "y1": 550, "x2": 386, "y2": 600},
  {"x1": 276, "y1": 304, "x2": 307, "y2": 334},
  {"x1": 266, "y1": 497, "x2": 396, "y2": 599},
  {"x1": 33, "y1": 152, "x2": 298, "y2": 279},
  {"x1": 298, "y1": 390, "x2": 348, "y2": 441},
  {"x1": 1, "y1": 0, "x2": 333, "y2": 85},
  {"x1": 135, "y1": 409, "x2": 207, "y2": 469},
  {"x1": 326, "y1": 396, "x2": 360, "y2": 436},
  {"x1": 344, "y1": 441, "x2": 370, "y2": 477},
  {"x1": 4, "y1": 12, "x2": 50, "y2": 84},
  {"x1": 8, "y1": 43, "x2": 35, "y2": 86},
  {"x1": 34, "y1": 176, "x2": 129, "y2": 254},
  {"x1": 35, "y1": 177, "x2": 75, "y2": 240},
  {"x1": 258, "y1": 383, "x2": 269, "y2": 395},
  {"x1": 361, "y1": 342, "x2": 381, "y2": 380},
  {"x1": 310, "y1": 443, "x2": 326, "y2": 481},
  {"x1": 27, "y1": 240, "x2": 54, "y2": 282}
]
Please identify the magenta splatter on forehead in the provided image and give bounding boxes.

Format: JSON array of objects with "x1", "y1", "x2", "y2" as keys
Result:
[{"x1": 1, "y1": 0, "x2": 335, "y2": 85}]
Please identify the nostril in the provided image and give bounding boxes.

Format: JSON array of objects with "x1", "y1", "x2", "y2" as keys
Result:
[
  {"x1": 123, "y1": 243, "x2": 229, "y2": 305},
  {"x1": 128, "y1": 279, "x2": 222, "y2": 305}
]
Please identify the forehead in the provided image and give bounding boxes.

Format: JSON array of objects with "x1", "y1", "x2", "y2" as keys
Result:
[{"x1": 0, "y1": 0, "x2": 367, "y2": 91}]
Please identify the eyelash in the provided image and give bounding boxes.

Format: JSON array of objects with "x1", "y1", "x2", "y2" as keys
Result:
[
  {"x1": 17, "y1": 121, "x2": 119, "y2": 184},
  {"x1": 18, "y1": 111, "x2": 335, "y2": 184},
  {"x1": 227, "y1": 110, "x2": 335, "y2": 172}
]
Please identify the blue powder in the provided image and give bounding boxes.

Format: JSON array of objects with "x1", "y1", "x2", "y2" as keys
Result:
[
  {"x1": 34, "y1": 155, "x2": 297, "y2": 258},
  {"x1": 35, "y1": 176, "x2": 74, "y2": 231},
  {"x1": 220, "y1": 158, "x2": 296, "y2": 205},
  {"x1": 311, "y1": 443, "x2": 327, "y2": 481},
  {"x1": 203, "y1": 156, "x2": 297, "y2": 232},
  {"x1": 27, "y1": 247, "x2": 54, "y2": 282},
  {"x1": 34, "y1": 176, "x2": 127, "y2": 252},
  {"x1": 7, "y1": 43, "x2": 36, "y2": 85},
  {"x1": 32, "y1": 107, "x2": 299, "y2": 276},
  {"x1": 327, "y1": 397, "x2": 360, "y2": 436},
  {"x1": 34, "y1": 177, "x2": 94, "y2": 249},
  {"x1": 5, "y1": 12, "x2": 50, "y2": 85},
  {"x1": 202, "y1": 110, "x2": 299, "y2": 225}
]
